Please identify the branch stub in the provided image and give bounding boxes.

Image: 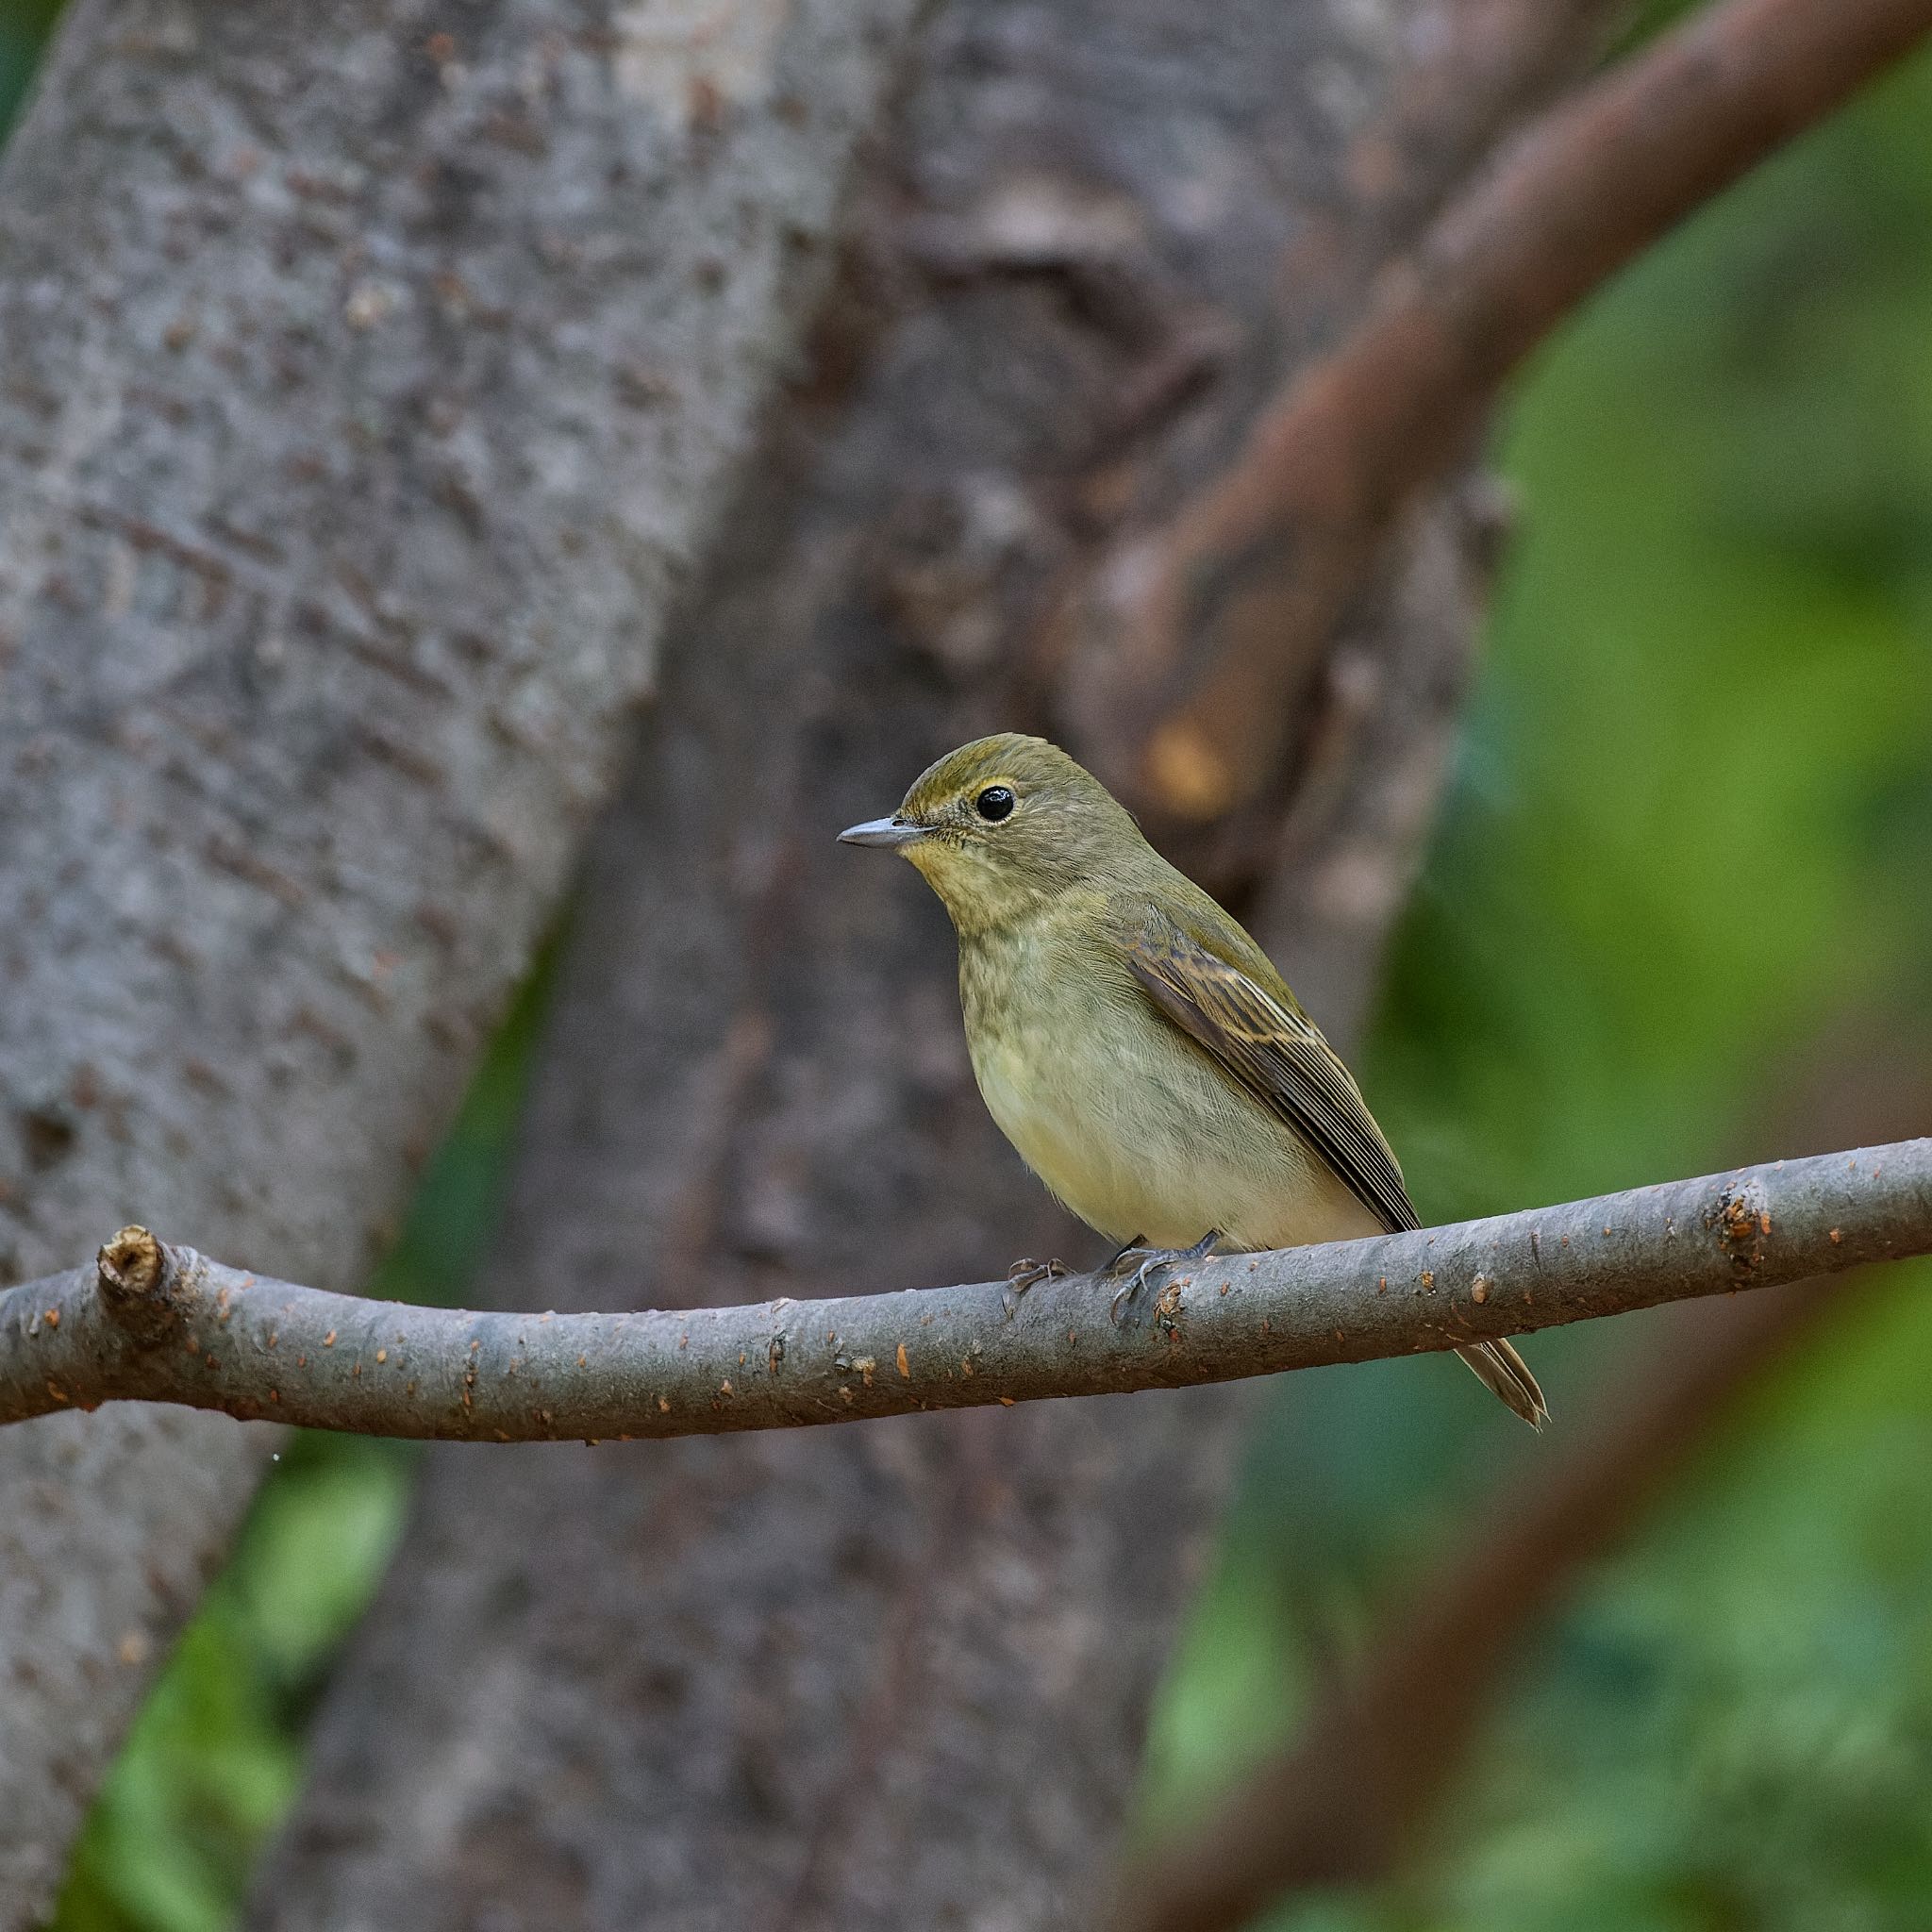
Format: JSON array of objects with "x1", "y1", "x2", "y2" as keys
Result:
[
  {"x1": 97, "y1": 1225, "x2": 163, "y2": 1300},
  {"x1": 95, "y1": 1226, "x2": 181, "y2": 1343}
]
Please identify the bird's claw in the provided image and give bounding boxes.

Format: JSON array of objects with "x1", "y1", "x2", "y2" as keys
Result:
[
  {"x1": 1008, "y1": 1256, "x2": 1067, "y2": 1288},
  {"x1": 1108, "y1": 1255, "x2": 1165, "y2": 1325},
  {"x1": 1002, "y1": 1256, "x2": 1066, "y2": 1319},
  {"x1": 1106, "y1": 1231, "x2": 1223, "y2": 1327}
]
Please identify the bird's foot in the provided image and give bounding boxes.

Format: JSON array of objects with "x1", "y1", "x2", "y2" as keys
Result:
[
  {"x1": 1002, "y1": 1256, "x2": 1066, "y2": 1320},
  {"x1": 1107, "y1": 1230, "x2": 1222, "y2": 1326}
]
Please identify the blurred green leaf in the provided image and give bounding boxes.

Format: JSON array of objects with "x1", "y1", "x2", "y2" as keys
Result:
[{"x1": 0, "y1": 0, "x2": 61, "y2": 135}]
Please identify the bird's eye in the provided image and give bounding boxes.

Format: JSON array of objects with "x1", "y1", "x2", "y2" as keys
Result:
[{"x1": 974, "y1": 785, "x2": 1016, "y2": 823}]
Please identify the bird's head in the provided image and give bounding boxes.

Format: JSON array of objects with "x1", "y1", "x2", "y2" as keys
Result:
[{"x1": 839, "y1": 732, "x2": 1142, "y2": 933}]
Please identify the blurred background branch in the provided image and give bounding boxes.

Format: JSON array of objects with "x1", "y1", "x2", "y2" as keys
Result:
[
  {"x1": 1112, "y1": 1271, "x2": 1888, "y2": 1932},
  {"x1": 1058, "y1": 0, "x2": 1932, "y2": 851}
]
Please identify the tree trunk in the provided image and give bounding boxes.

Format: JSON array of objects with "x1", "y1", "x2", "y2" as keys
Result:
[
  {"x1": 0, "y1": 0, "x2": 921, "y2": 1918},
  {"x1": 248, "y1": 4, "x2": 1607, "y2": 1926}
]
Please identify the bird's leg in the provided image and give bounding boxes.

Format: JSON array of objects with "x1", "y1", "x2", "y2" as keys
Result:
[
  {"x1": 1108, "y1": 1229, "x2": 1222, "y2": 1326},
  {"x1": 1002, "y1": 1255, "x2": 1066, "y2": 1320}
]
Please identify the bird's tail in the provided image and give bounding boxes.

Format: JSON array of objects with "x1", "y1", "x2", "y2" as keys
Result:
[{"x1": 1456, "y1": 1339, "x2": 1548, "y2": 1429}]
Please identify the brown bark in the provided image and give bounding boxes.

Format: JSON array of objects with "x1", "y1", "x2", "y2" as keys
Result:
[
  {"x1": 245, "y1": 4, "x2": 1626, "y2": 1928},
  {"x1": 0, "y1": 0, "x2": 923, "y2": 1919},
  {"x1": 1057, "y1": 0, "x2": 1932, "y2": 843}
]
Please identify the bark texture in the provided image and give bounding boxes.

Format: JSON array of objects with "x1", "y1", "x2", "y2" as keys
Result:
[
  {"x1": 1059, "y1": 0, "x2": 1932, "y2": 829},
  {"x1": 248, "y1": 4, "x2": 1616, "y2": 1928},
  {"x1": 0, "y1": 0, "x2": 920, "y2": 1917},
  {"x1": 10, "y1": 1141, "x2": 1927, "y2": 1435}
]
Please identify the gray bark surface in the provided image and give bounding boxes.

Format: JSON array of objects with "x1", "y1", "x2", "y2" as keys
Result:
[
  {"x1": 0, "y1": 0, "x2": 919, "y2": 1917},
  {"x1": 248, "y1": 4, "x2": 1613, "y2": 1928},
  {"x1": 8, "y1": 1141, "x2": 1924, "y2": 1434}
]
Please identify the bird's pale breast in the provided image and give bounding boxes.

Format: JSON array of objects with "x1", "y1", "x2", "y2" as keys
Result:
[{"x1": 959, "y1": 921, "x2": 1376, "y2": 1253}]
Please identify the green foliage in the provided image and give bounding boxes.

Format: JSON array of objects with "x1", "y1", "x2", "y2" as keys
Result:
[
  {"x1": 1432, "y1": 1306, "x2": 1932, "y2": 1932},
  {"x1": 51, "y1": 1440, "x2": 414, "y2": 1932},
  {"x1": 1146, "y1": 42, "x2": 1932, "y2": 1931},
  {"x1": 0, "y1": 0, "x2": 58, "y2": 132}
]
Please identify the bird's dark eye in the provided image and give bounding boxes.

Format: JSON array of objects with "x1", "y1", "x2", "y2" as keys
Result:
[{"x1": 974, "y1": 785, "x2": 1016, "y2": 823}]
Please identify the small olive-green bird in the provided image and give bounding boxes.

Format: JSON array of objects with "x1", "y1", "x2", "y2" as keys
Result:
[{"x1": 840, "y1": 732, "x2": 1546, "y2": 1427}]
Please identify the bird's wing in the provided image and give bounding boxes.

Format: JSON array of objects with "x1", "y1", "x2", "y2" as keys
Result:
[{"x1": 1122, "y1": 910, "x2": 1421, "y2": 1235}]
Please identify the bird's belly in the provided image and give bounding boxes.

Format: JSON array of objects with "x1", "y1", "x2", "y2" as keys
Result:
[{"x1": 969, "y1": 1024, "x2": 1376, "y2": 1253}]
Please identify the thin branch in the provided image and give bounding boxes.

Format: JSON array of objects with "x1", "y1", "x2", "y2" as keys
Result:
[
  {"x1": 1064, "y1": 0, "x2": 1932, "y2": 823},
  {"x1": 1108, "y1": 1270, "x2": 1881, "y2": 1932},
  {"x1": 0, "y1": 1142, "x2": 1925, "y2": 1441}
]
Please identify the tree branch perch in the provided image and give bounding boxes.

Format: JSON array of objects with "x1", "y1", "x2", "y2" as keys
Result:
[{"x1": 3, "y1": 1142, "x2": 1926, "y2": 1441}]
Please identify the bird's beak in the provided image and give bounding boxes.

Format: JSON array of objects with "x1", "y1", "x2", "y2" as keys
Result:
[{"x1": 838, "y1": 816, "x2": 926, "y2": 850}]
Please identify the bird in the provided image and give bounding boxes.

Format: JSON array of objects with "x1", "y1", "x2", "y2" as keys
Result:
[{"x1": 839, "y1": 731, "x2": 1546, "y2": 1427}]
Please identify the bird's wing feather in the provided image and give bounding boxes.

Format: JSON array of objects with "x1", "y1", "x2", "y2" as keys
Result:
[{"x1": 1122, "y1": 910, "x2": 1421, "y2": 1235}]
